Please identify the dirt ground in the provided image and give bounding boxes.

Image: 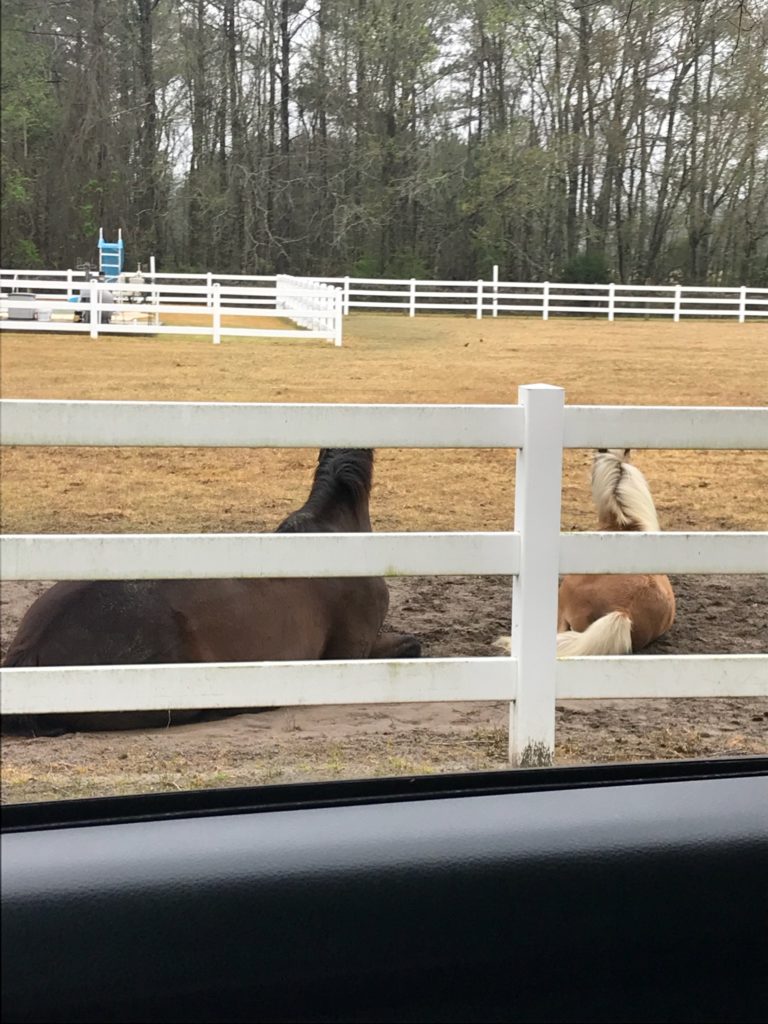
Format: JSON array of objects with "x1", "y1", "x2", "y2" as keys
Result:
[{"x1": 1, "y1": 316, "x2": 766, "y2": 802}]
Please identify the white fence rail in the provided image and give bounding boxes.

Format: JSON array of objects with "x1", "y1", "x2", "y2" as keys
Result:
[
  {"x1": 0, "y1": 275, "x2": 343, "y2": 345},
  {"x1": 4, "y1": 399, "x2": 766, "y2": 449},
  {"x1": 6, "y1": 655, "x2": 764, "y2": 718},
  {"x1": 1, "y1": 388, "x2": 767, "y2": 765},
  {"x1": 4, "y1": 531, "x2": 766, "y2": 582},
  {"x1": 3, "y1": 267, "x2": 766, "y2": 323}
]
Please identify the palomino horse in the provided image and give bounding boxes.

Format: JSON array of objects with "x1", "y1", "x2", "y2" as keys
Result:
[
  {"x1": 495, "y1": 448, "x2": 675, "y2": 656},
  {"x1": 2, "y1": 448, "x2": 421, "y2": 734}
]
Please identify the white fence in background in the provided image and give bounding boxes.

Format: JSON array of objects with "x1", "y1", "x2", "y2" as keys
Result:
[
  {"x1": 0, "y1": 273, "x2": 343, "y2": 345},
  {"x1": 1, "y1": 388, "x2": 767, "y2": 765},
  {"x1": 3, "y1": 266, "x2": 767, "y2": 323},
  {"x1": 276, "y1": 275, "x2": 342, "y2": 346},
  {"x1": 320, "y1": 273, "x2": 768, "y2": 321}
]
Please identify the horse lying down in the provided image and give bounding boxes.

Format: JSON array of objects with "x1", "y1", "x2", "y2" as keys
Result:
[
  {"x1": 3, "y1": 448, "x2": 421, "y2": 735},
  {"x1": 495, "y1": 448, "x2": 675, "y2": 657}
]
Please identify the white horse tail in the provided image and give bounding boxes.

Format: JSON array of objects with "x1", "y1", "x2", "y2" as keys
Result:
[
  {"x1": 556, "y1": 611, "x2": 633, "y2": 657},
  {"x1": 493, "y1": 611, "x2": 632, "y2": 658},
  {"x1": 591, "y1": 449, "x2": 661, "y2": 532}
]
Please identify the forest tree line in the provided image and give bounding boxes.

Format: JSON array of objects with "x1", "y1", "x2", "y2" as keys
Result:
[{"x1": 2, "y1": 0, "x2": 767, "y2": 284}]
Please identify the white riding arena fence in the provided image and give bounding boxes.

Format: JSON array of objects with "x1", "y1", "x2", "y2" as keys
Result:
[
  {"x1": 276, "y1": 274, "x2": 342, "y2": 345},
  {"x1": 0, "y1": 270, "x2": 343, "y2": 346},
  {"x1": 2, "y1": 266, "x2": 766, "y2": 325},
  {"x1": 1, "y1": 387, "x2": 766, "y2": 766},
  {"x1": 322, "y1": 272, "x2": 768, "y2": 321}
]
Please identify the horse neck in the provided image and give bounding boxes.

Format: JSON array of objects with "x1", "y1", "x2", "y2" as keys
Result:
[
  {"x1": 308, "y1": 449, "x2": 374, "y2": 532},
  {"x1": 597, "y1": 513, "x2": 641, "y2": 532},
  {"x1": 303, "y1": 493, "x2": 372, "y2": 532},
  {"x1": 276, "y1": 450, "x2": 375, "y2": 534},
  {"x1": 592, "y1": 457, "x2": 661, "y2": 533}
]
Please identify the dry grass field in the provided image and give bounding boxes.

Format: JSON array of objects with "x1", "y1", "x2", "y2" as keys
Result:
[
  {"x1": 1, "y1": 315, "x2": 766, "y2": 802},
  {"x1": 1, "y1": 315, "x2": 766, "y2": 536}
]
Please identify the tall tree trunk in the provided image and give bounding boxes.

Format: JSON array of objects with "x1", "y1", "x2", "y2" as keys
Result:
[
  {"x1": 225, "y1": 0, "x2": 245, "y2": 269},
  {"x1": 134, "y1": 0, "x2": 159, "y2": 259},
  {"x1": 188, "y1": 0, "x2": 208, "y2": 268}
]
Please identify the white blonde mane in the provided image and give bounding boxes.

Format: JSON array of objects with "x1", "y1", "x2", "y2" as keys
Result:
[{"x1": 591, "y1": 449, "x2": 661, "y2": 532}]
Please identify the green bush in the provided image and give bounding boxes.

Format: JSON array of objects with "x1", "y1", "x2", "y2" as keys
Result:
[
  {"x1": 13, "y1": 238, "x2": 42, "y2": 267},
  {"x1": 560, "y1": 251, "x2": 611, "y2": 284}
]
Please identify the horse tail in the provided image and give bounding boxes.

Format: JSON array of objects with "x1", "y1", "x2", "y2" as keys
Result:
[
  {"x1": 591, "y1": 449, "x2": 661, "y2": 532},
  {"x1": 492, "y1": 610, "x2": 633, "y2": 658},
  {"x1": 556, "y1": 611, "x2": 633, "y2": 657}
]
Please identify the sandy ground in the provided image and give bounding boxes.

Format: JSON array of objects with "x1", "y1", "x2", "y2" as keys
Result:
[
  {"x1": 1, "y1": 571, "x2": 766, "y2": 802},
  {"x1": 1, "y1": 316, "x2": 766, "y2": 802}
]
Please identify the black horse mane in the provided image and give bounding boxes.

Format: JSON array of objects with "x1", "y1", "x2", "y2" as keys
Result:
[{"x1": 276, "y1": 448, "x2": 374, "y2": 533}]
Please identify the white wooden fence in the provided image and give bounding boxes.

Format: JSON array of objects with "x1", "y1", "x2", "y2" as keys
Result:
[
  {"x1": 3, "y1": 267, "x2": 767, "y2": 323},
  {"x1": 322, "y1": 273, "x2": 768, "y2": 321},
  {"x1": 1, "y1": 388, "x2": 766, "y2": 765},
  {"x1": 275, "y1": 274, "x2": 342, "y2": 346},
  {"x1": 0, "y1": 273, "x2": 343, "y2": 345}
]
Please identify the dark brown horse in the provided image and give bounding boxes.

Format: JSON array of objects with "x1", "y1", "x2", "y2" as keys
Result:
[{"x1": 2, "y1": 448, "x2": 420, "y2": 735}]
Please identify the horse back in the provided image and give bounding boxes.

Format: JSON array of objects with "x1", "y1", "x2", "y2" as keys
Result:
[{"x1": 153, "y1": 576, "x2": 391, "y2": 662}]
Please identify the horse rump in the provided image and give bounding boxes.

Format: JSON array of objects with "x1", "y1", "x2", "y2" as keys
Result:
[{"x1": 1, "y1": 581, "x2": 207, "y2": 735}]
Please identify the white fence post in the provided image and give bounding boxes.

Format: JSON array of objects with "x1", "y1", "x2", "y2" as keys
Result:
[
  {"x1": 476, "y1": 279, "x2": 484, "y2": 320},
  {"x1": 542, "y1": 281, "x2": 550, "y2": 320},
  {"x1": 492, "y1": 264, "x2": 499, "y2": 318},
  {"x1": 608, "y1": 282, "x2": 615, "y2": 322},
  {"x1": 206, "y1": 271, "x2": 213, "y2": 309},
  {"x1": 66, "y1": 269, "x2": 73, "y2": 299},
  {"x1": 90, "y1": 283, "x2": 99, "y2": 339},
  {"x1": 212, "y1": 283, "x2": 221, "y2": 345},
  {"x1": 509, "y1": 384, "x2": 564, "y2": 766},
  {"x1": 334, "y1": 290, "x2": 343, "y2": 347},
  {"x1": 409, "y1": 278, "x2": 416, "y2": 318},
  {"x1": 739, "y1": 285, "x2": 746, "y2": 324},
  {"x1": 673, "y1": 284, "x2": 681, "y2": 322},
  {"x1": 149, "y1": 255, "x2": 159, "y2": 325},
  {"x1": 343, "y1": 276, "x2": 350, "y2": 316}
]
